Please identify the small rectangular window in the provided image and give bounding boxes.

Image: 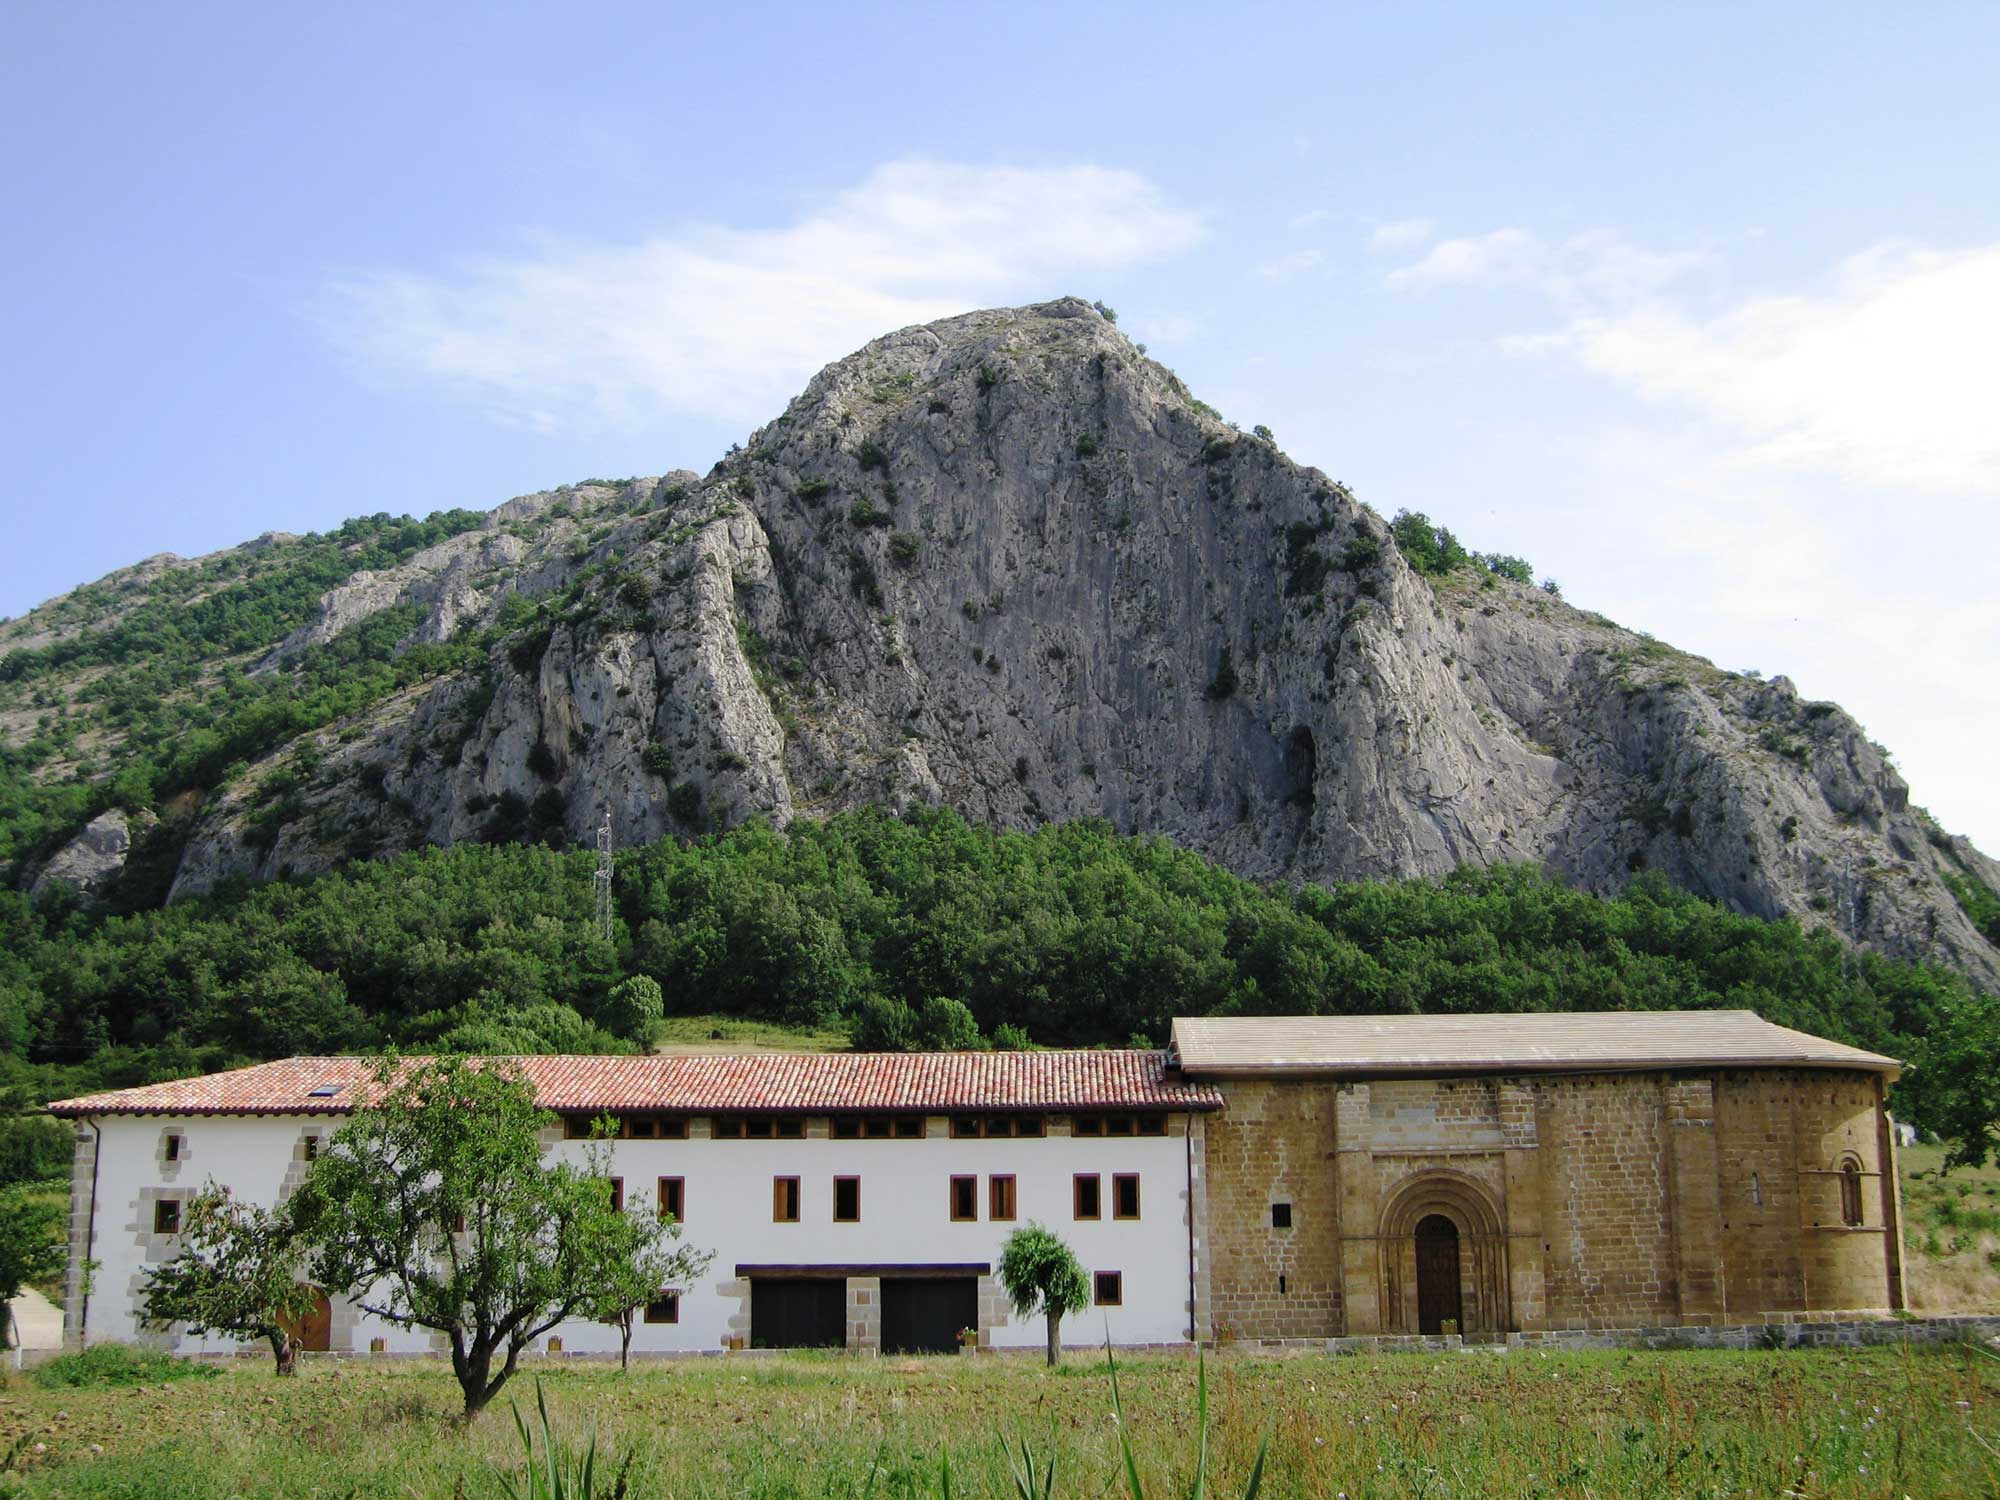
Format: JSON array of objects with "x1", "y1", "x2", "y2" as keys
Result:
[
  {"x1": 659, "y1": 1117, "x2": 688, "y2": 1139},
  {"x1": 154, "y1": 1199, "x2": 181, "y2": 1236},
  {"x1": 746, "y1": 1118, "x2": 775, "y2": 1140},
  {"x1": 1137, "y1": 1116, "x2": 1167, "y2": 1137},
  {"x1": 1113, "y1": 1174, "x2": 1141, "y2": 1221},
  {"x1": 950, "y1": 1175, "x2": 978, "y2": 1221},
  {"x1": 302, "y1": 1135, "x2": 319, "y2": 1161},
  {"x1": 607, "y1": 1177, "x2": 625, "y2": 1213},
  {"x1": 1271, "y1": 1202, "x2": 1293, "y2": 1230},
  {"x1": 1073, "y1": 1115, "x2": 1104, "y2": 1137},
  {"x1": 1015, "y1": 1115, "x2": 1045, "y2": 1138},
  {"x1": 1093, "y1": 1271, "x2": 1122, "y2": 1306},
  {"x1": 163, "y1": 1134, "x2": 182, "y2": 1163},
  {"x1": 644, "y1": 1293, "x2": 680, "y2": 1324},
  {"x1": 1074, "y1": 1174, "x2": 1101, "y2": 1220},
  {"x1": 775, "y1": 1118, "x2": 805, "y2": 1140},
  {"x1": 453, "y1": 1211, "x2": 466, "y2": 1234},
  {"x1": 1105, "y1": 1117, "x2": 1135, "y2": 1137},
  {"x1": 894, "y1": 1117, "x2": 923, "y2": 1139},
  {"x1": 773, "y1": 1176, "x2": 800, "y2": 1223},
  {"x1": 627, "y1": 1116, "x2": 657, "y2": 1139},
  {"x1": 833, "y1": 1176, "x2": 861, "y2": 1223},
  {"x1": 951, "y1": 1117, "x2": 981, "y2": 1139},
  {"x1": 659, "y1": 1176, "x2": 685, "y2": 1222},
  {"x1": 832, "y1": 1118, "x2": 861, "y2": 1140},
  {"x1": 989, "y1": 1175, "x2": 1017, "y2": 1221},
  {"x1": 564, "y1": 1115, "x2": 594, "y2": 1140}
]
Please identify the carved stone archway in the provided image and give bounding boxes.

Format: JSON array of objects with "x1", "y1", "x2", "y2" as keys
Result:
[{"x1": 1378, "y1": 1169, "x2": 1510, "y2": 1336}]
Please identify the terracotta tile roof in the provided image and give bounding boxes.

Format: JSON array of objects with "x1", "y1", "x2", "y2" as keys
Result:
[
  {"x1": 47, "y1": 1049, "x2": 1223, "y2": 1118},
  {"x1": 1171, "y1": 1010, "x2": 1901, "y2": 1079}
]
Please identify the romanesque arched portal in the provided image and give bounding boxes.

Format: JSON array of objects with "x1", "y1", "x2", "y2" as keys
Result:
[{"x1": 1378, "y1": 1170, "x2": 1510, "y2": 1336}]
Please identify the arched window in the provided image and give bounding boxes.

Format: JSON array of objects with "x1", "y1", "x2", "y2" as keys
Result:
[{"x1": 1839, "y1": 1159, "x2": 1864, "y2": 1227}]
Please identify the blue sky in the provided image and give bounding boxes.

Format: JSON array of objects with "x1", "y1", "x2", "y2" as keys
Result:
[{"x1": 5, "y1": 2, "x2": 1997, "y2": 846}]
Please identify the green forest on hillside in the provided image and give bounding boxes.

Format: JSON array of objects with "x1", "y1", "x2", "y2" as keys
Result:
[{"x1": 3, "y1": 807, "x2": 1995, "y2": 1166}]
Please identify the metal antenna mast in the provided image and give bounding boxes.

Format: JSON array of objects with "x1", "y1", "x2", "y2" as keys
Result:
[{"x1": 594, "y1": 807, "x2": 614, "y2": 944}]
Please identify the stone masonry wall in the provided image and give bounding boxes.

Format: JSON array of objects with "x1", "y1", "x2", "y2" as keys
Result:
[
  {"x1": 1198, "y1": 1066, "x2": 1902, "y2": 1342},
  {"x1": 1204, "y1": 1080, "x2": 1342, "y2": 1339},
  {"x1": 1536, "y1": 1076, "x2": 1676, "y2": 1330}
]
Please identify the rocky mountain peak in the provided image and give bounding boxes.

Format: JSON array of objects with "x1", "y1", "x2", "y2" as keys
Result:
[{"x1": 9, "y1": 301, "x2": 1995, "y2": 986}]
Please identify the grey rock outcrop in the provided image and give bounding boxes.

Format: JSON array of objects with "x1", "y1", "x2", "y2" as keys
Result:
[
  {"x1": 30, "y1": 808, "x2": 152, "y2": 904},
  {"x1": 155, "y1": 299, "x2": 2000, "y2": 986}
]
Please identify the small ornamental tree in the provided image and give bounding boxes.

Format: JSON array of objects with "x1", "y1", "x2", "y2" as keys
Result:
[
  {"x1": 0, "y1": 1184, "x2": 63, "y2": 1352},
  {"x1": 588, "y1": 1203, "x2": 713, "y2": 1371},
  {"x1": 997, "y1": 1223, "x2": 1090, "y2": 1367},
  {"x1": 138, "y1": 1184, "x2": 319, "y2": 1374},
  {"x1": 292, "y1": 1054, "x2": 695, "y2": 1418}
]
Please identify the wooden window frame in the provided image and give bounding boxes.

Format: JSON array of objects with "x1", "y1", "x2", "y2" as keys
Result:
[
  {"x1": 950, "y1": 1174, "x2": 978, "y2": 1222},
  {"x1": 659, "y1": 1116, "x2": 688, "y2": 1139},
  {"x1": 564, "y1": 1115, "x2": 594, "y2": 1140},
  {"x1": 989, "y1": 1174, "x2": 1017, "y2": 1221},
  {"x1": 1074, "y1": 1173, "x2": 1101, "y2": 1221},
  {"x1": 607, "y1": 1176, "x2": 625, "y2": 1213},
  {"x1": 773, "y1": 1176, "x2": 801, "y2": 1223},
  {"x1": 154, "y1": 1198, "x2": 181, "y2": 1236},
  {"x1": 1093, "y1": 1271, "x2": 1122, "y2": 1307},
  {"x1": 301, "y1": 1135, "x2": 319, "y2": 1161},
  {"x1": 894, "y1": 1117, "x2": 924, "y2": 1139},
  {"x1": 163, "y1": 1133, "x2": 182, "y2": 1162},
  {"x1": 644, "y1": 1292, "x2": 680, "y2": 1324},
  {"x1": 833, "y1": 1175, "x2": 861, "y2": 1223},
  {"x1": 658, "y1": 1176, "x2": 685, "y2": 1223},
  {"x1": 1112, "y1": 1174, "x2": 1141, "y2": 1221}
]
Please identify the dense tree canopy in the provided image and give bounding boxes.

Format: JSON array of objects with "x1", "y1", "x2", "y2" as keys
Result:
[{"x1": 3, "y1": 807, "x2": 1989, "y2": 1157}]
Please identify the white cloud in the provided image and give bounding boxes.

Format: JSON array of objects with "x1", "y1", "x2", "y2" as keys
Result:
[
  {"x1": 1367, "y1": 217, "x2": 1435, "y2": 252},
  {"x1": 1386, "y1": 227, "x2": 1714, "y2": 304},
  {"x1": 1255, "y1": 249, "x2": 1325, "y2": 282},
  {"x1": 1556, "y1": 242, "x2": 2000, "y2": 494},
  {"x1": 319, "y1": 161, "x2": 1202, "y2": 429}
]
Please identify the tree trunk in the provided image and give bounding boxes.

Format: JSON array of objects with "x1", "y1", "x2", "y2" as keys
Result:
[
  {"x1": 458, "y1": 1343, "x2": 495, "y2": 1419},
  {"x1": 1046, "y1": 1311, "x2": 1060, "y2": 1368},
  {"x1": 620, "y1": 1315, "x2": 632, "y2": 1373},
  {"x1": 268, "y1": 1329, "x2": 301, "y2": 1376}
]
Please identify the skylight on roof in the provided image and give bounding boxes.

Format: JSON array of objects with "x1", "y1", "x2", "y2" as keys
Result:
[{"x1": 307, "y1": 1084, "x2": 344, "y2": 1098}]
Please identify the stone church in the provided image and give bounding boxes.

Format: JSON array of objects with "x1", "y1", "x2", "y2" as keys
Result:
[{"x1": 1175, "y1": 1010, "x2": 1905, "y2": 1339}]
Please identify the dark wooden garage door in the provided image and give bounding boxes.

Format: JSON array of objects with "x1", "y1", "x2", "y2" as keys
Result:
[
  {"x1": 751, "y1": 1278, "x2": 846, "y2": 1349},
  {"x1": 881, "y1": 1277, "x2": 977, "y2": 1355}
]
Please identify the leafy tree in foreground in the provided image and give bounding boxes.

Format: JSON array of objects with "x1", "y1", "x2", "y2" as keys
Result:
[
  {"x1": 138, "y1": 1184, "x2": 319, "y2": 1373},
  {"x1": 589, "y1": 1203, "x2": 712, "y2": 1371},
  {"x1": 293, "y1": 1054, "x2": 687, "y2": 1417},
  {"x1": 0, "y1": 1183, "x2": 63, "y2": 1351},
  {"x1": 998, "y1": 1223, "x2": 1090, "y2": 1368}
]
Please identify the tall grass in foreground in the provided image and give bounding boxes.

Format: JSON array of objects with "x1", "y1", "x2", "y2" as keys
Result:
[{"x1": 1, "y1": 1344, "x2": 1994, "y2": 1498}]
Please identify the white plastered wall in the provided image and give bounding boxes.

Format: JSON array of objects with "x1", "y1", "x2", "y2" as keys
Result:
[{"x1": 73, "y1": 1112, "x2": 1198, "y2": 1356}]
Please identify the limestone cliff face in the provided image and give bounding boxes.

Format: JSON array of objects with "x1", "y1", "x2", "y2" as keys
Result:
[{"x1": 154, "y1": 298, "x2": 1998, "y2": 984}]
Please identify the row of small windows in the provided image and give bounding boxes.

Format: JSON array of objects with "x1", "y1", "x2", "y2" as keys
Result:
[{"x1": 562, "y1": 1112, "x2": 1171, "y2": 1141}]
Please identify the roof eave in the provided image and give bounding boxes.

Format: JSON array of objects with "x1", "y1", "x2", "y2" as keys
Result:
[{"x1": 1180, "y1": 1055, "x2": 1902, "y2": 1081}]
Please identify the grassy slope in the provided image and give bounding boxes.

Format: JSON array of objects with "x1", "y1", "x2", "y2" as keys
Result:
[
  {"x1": 651, "y1": 1013, "x2": 852, "y2": 1055},
  {"x1": 4, "y1": 1345, "x2": 1996, "y2": 1499},
  {"x1": 1903, "y1": 1141, "x2": 2000, "y2": 1312}
]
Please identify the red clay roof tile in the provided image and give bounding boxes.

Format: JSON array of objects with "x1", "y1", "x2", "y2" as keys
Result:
[{"x1": 47, "y1": 1050, "x2": 1222, "y2": 1117}]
